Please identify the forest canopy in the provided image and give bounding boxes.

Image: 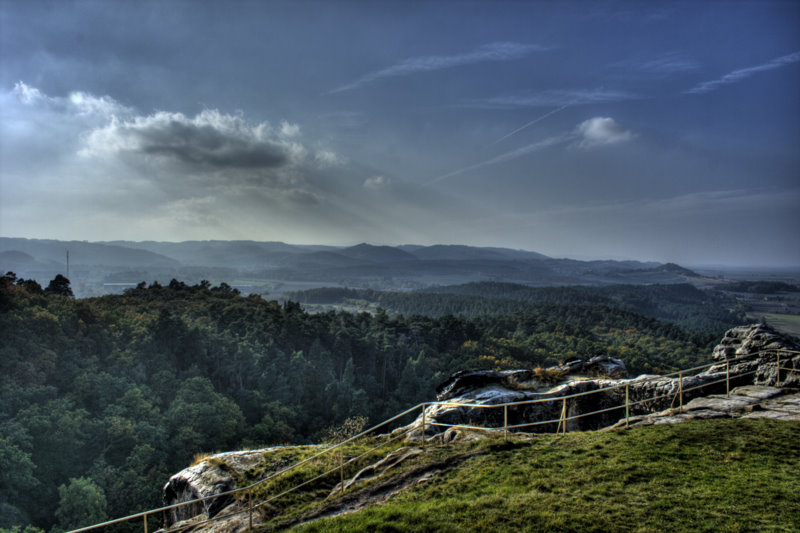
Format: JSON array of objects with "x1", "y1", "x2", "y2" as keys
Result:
[{"x1": 0, "y1": 273, "x2": 743, "y2": 530}]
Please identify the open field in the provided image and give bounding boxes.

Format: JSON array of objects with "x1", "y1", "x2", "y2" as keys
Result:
[{"x1": 746, "y1": 313, "x2": 800, "y2": 337}]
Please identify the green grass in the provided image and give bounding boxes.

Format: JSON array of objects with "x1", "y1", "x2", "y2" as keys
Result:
[
  {"x1": 746, "y1": 313, "x2": 800, "y2": 337},
  {"x1": 286, "y1": 419, "x2": 799, "y2": 532}
]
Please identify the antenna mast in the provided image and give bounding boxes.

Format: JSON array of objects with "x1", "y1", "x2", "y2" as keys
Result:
[{"x1": 66, "y1": 250, "x2": 70, "y2": 279}]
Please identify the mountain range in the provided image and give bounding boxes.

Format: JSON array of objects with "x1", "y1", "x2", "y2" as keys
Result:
[{"x1": 0, "y1": 237, "x2": 702, "y2": 297}]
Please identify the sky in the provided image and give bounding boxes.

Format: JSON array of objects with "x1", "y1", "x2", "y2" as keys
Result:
[{"x1": 0, "y1": 0, "x2": 798, "y2": 267}]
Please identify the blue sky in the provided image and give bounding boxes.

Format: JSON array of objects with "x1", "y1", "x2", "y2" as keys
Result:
[{"x1": 0, "y1": 0, "x2": 798, "y2": 266}]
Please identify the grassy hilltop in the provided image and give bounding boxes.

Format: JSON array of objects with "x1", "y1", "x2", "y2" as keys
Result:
[{"x1": 280, "y1": 419, "x2": 798, "y2": 533}]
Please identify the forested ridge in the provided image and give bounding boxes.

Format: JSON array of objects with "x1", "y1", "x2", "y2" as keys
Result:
[
  {"x1": 1, "y1": 274, "x2": 741, "y2": 531},
  {"x1": 288, "y1": 281, "x2": 744, "y2": 333}
]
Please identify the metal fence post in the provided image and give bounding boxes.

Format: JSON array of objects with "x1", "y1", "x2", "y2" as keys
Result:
[
  {"x1": 678, "y1": 372, "x2": 683, "y2": 413},
  {"x1": 725, "y1": 360, "x2": 730, "y2": 397},
  {"x1": 339, "y1": 450, "x2": 344, "y2": 494},
  {"x1": 777, "y1": 351, "x2": 782, "y2": 387},
  {"x1": 504, "y1": 404, "x2": 508, "y2": 441},
  {"x1": 248, "y1": 488, "x2": 253, "y2": 530},
  {"x1": 143, "y1": 514, "x2": 148, "y2": 533},
  {"x1": 561, "y1": 398, "x2": 567, "y2": 434},
  {"x1": 421, "y1": 404, "x2": 426, "y2": 446},
  {"x1": 625, "y1": 384, "x2": 630, "y2": 428}
]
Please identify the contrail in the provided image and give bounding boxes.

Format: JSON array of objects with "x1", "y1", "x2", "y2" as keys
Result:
[
  {"x1": 427, "y1": 132, "x2": 573, "y2": 186},
  {"x1": 490, "y1": 103, "x2": 571, "y2": 146}
]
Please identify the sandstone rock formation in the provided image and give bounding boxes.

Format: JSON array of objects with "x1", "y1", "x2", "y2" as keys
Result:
[
  {"x1": 160, "y1": 447, "x2": 302, "y2": 529},
  {"x1": 401, "y1": 323, "x2": 799, "y2": 440}
]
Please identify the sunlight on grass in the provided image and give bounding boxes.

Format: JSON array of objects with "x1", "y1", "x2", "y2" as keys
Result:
[{"x1": 287, "y1": 419, "x2": 799, "y2": 532}]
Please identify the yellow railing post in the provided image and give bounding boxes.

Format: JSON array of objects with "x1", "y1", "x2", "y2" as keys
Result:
[
  {"x1": 561, "y1": 398, "x2": 567, "y2": 434},
  {"x1": 339, "y1": 450, "x2": 344, "y2": 494},
  {"x1": 504, "y1": 404, "x2": 508, "y2": 441},
  {"x1": 777, "y1": 351, "x2": 782, "y2": 387},
  {"x1": 625, "y1": 384, "x2": 630, "y2": 428},
  {"x1": 143, "y1": 514, "x2": 148, "y2": 533},
  {"x1": 421, "y1": 404, "x2": 426, "y2": 446},
  {"x1": 726, "y1": 360, "x2": 730, "y2": 397},
  {"x1": 678, "y1": 372, "x2": 683, "y2": 413},
  {"x1": 248, "y1": 488, "x2": 253, "y2": 530}
]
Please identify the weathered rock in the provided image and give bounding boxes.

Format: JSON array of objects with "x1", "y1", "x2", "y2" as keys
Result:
[
  {"x1": 402, "y1": 324, "x2": 799, "y2": 439},
  {"x1": 161, "y1": 447, "x2": 315, "y2": 528},
  {"x1": 708, "y1": 323, "x2": 800, "y2": 387},
  {"x1": 609, "y1": 386, "x2": 800, "y2": 427}
]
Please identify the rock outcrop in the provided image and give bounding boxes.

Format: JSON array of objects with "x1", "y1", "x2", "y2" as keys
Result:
[
  {"x1": 609, "y1": 385, "x2": 800, "y2": 427},
  {"x1": 160, "y1": 447, "x2": 310, "y2": 529},
  {"x1": 400, "y1": 324, "x2": 799, "y2": 440}
]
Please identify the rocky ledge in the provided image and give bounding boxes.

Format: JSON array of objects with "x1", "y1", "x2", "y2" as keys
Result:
[{"x1": 398, "y1": 323, "x2": 799, "y2": 441}]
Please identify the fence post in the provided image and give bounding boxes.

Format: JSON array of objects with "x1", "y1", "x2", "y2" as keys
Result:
[
  {"x1": 625, "y1": 384, "x2": 630, "y2": 428},
  {"x1": 248, "y1": 488, "x2": 253, "y2": 530},
  {"x1": 143, "y1": 514, "x2": 148, "y2": 533},
  {"x1": 561, "y1": 398, "x2": 567, "y2": 434},
  {"x1": 421, "y1": 404, "x2": 426, "y2": 446},
  {"x1": 777, "y1": 351, "x2": 782, "y2": 387},
  {"x1": 504, "y1": 404, "x2": 508, "y2": 441},
  {"x1": 678, "y1": 372, "x2": 683, "y2": 413},
  {"x1": 339, "y1": 450, "x2": 344, "y2": 494},
  {"x1": 726, "y1": 360, "x2": 730, "y2": 398}
]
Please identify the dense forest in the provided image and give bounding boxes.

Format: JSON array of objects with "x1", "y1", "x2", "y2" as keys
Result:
[
  {"x1": 0, "y1": 273, "x2": 743, "y2": 531},
  {"x1": 288, "y1": 281, "x2": 744, "y2": 333}
]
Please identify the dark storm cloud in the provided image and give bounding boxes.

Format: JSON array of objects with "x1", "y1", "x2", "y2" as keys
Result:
[{"x1": 85, "y1": 110, "x2": 296, "y2": 171}]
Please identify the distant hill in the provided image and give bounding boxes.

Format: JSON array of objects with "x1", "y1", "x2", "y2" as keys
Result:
[
  {"x1": 650, "y1": 262, "x2": 700, "y2": 277},
  {"x1": 722, "y1": 280, "x2": 800, "y2": 293},
  {"x1": 0, "y1": 237, "x2": 179, "y2": 268},
  {"x1": 1, "y1": 237, "x2": 710, "y2": 297},
  {"x1": 408, "y1": 244, "x2": 548, "y2": 262},
  {"x1": 338, "y1": 243, "x2": 420, "y2": 263},
  {"x1": 102, "y1": 240, "x2": 305, "y2": 268}
]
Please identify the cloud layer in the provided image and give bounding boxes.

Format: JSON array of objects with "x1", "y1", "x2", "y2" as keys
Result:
[
  {"x1": 685, "y1": 50, "x2": 800, "y2": 94},
  {"x1": 330, "y1": 42, "x2": 548, "y2": 93},
  {"x1": 465, "y1": 88, "x2": 641, "y2": 109},
  {"x1": 0, "y1": 82, "x2": 466, "y2": 245}
]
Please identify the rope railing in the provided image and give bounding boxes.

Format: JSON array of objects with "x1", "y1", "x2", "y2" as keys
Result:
[{"x1": 67, "y1": 348, "x2": 799, "y2": 533}]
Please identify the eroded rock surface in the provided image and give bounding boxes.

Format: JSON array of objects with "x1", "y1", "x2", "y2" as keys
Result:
[
  {"x1": 161, "y1": 447, "x2": 309, "y2": 528},
  {"x1": 400, "y1": 324, "x2": 799, "y2": 440}
]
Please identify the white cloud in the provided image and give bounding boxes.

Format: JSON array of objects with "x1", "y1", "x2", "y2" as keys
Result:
[
  {"x1": 363, "y1": 175, "x2": 391, "y2": 189},
  {"x1": 80, "y1": 109, "x2": 301, "y2": 172},
  {"x1": 12, "y1": 81, "x2": 131, "y2": 118},
  {"x1": 685, "y1": 50, "x2": 800, "y2": 94},
  {"x1": 331, "y1": 42, "x2": 549, "y2": 93},
  {"x1": 575, "y1": 117, "x2": 634, "y2": 148},
  {"x1": 280, "y1": 121, "x2": 301, "y2": 137},
  {"x1": 314, "y1": 150, "x2": 343, "y2": 167}
]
